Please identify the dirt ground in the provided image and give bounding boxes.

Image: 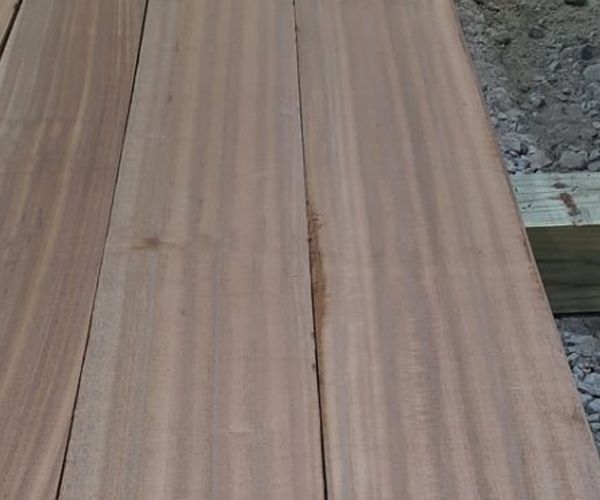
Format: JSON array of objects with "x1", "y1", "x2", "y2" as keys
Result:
[{"x1": 456, "y1": 0, "x2": 600, "y2": 452}]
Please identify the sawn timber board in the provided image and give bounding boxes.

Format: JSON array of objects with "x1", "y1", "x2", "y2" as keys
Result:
[
  {"x1": 295, "y1": 0, "x2": 600, "y2": 498},
  {"x1": 0, "y1": 1, "x2": 16, "y2": 49},
  {"x1": 58, "y1": 0, "x2": 324, "y2": 498},
  {"x1": 0, "y1": 0, "x2": 146, "y2": 497}
]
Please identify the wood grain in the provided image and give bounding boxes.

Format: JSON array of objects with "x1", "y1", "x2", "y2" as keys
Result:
[
  {"x1": 0, "y1": 0, "x2": 145, "y2": 497},
  {"x1": 296, "y1": 0, "x2": 600, "y2": 498},
  {"x1": 0, "y1": 1, "x2": 16, "y2": 49},
  {"x1": 58, "y1": 0, "x2": 323, "y2": 498}
]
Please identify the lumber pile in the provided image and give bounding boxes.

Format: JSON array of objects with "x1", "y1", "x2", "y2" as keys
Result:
[{"x1": 0, "y1": 0, "x2": 598, "y2": 498}]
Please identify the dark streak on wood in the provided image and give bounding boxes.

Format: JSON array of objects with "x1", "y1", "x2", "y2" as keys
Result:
[
  {"x1": 308, "y1": 205, "x2": 326, "y2": 339},
  {"x1": 559, "y1": 192, "x2": 581, "y2": 218}
]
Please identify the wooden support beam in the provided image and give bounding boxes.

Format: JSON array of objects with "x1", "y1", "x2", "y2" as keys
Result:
[
  {"x1": 0, "y1": 1, "x2": 146, "y2": 497},
  {"x1": 513, "y1": 172, "x2": 600, "y2": 313}
]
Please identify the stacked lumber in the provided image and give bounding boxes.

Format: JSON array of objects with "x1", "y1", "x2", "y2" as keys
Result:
[{"x1": 0, "y1": 0, "x2": 597, "y2": 498}]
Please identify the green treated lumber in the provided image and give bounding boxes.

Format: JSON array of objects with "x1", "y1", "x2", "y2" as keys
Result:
[{"x1": 513, "y1": 172, "x2": 600, "y2": 313}]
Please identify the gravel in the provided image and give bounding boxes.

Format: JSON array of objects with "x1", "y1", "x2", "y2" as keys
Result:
[
  {"x1": 560, "y1": 323, "x2": 600, "y2": 449},
  {"x1": 589, "y1": 399, "x2": 600, "y2": 413},
  {"x1": 455, "y1": 0, "x2": 600, "y2": 453},
  {"x1": 557, "y1": 149, "x2": 588, "y2": 170}
]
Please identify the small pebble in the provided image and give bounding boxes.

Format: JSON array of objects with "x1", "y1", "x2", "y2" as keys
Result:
[
  {"x1": 557, "y1": 150, "x2": 588, "y2": 170},
  {"x1": 584, "y1": 372, "x2": 600, "y2": 385},
  {"x1": 590, "y1": 399, "x2": 600, "y2": 413},
  {"x1": 582, "y1": 45, "x2": 600, "y2": 61},
  {"x1": 588, "y1": 412, "x2": 600, "y2": 422},
  {"x1": 579, "y1": 380, "x2": 600, "y2": 398},
  {"x1": 528, "y1": 27, "x2": 545, "y2": 40},
  {"x1": 568, "y1": 335, "x2": 600, "y2": 355},
  {"x1": 581, "y1": 393, "x2": 594, "y2": 408},
  {"x1": 492, "y1": 31, "x2": 511, "y2": 45},
  {"x1": 528, "y1": 92, "x2": 546, "y2": 109},
  {"x1": 584, "y1": 64, "x2": 600, "y2": 83},
  {"x1": 589, "y1": 150, "x2": 600, "y2": 171}
]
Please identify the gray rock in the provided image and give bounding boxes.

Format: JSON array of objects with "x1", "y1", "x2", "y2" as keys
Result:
[
  {"x1": 528, "y1": 27, "x2": 545, "y2": 40},
  {"x1": 589, "y1": 150, "x2": 600, "y2": 171},
  {"x1": 589, "y1": 83, "x2": 600, "y2": 101},
  {"x1": 579, "y1": 380, "x2": 600, "y2": 398},
  {"x1": 490, "y1": 29, "x2": 511, "y2": 45},
  {"x1": 582, "y1": 100, "x2": 600, "y2": 113},
  {"x1": 580, "y1": 126, "x2": 599, "y2": 141},
  {"x1": 528, "y1": 149, "x2": 553, "y2": 169},
  {"x1": 582, "y1": 45, "x2": 600, "y2": 61},
  {"x1": 581, "y1": 393, "x2": 594, "y2": 408},
  {"x1": 588, "y1": 412, "x2": 600, "y2": 422},
  {"x1": 515, "y1": 157, "x2": 530, "y2": 171},
  {"x1": 528, "y1": 92, "x2": 545, "y2": 109},
  {"x1": 583, "y1": 372, "x2": 600, "y2": 387},
  {"x1": 567, "y1": 335, "x2": 600, "y2": 356},
  {"x1": 584, "y1": 64, "x2": 600, "y2": 83},
  {"x1": 557, "y1": 150, "x2": 588, "y2": 170},
  {"x1": 561, "y1": 328, "x2": 574, "y2": 340},
  {"x1": 502, "y1": 134, "x2": 527, "y2": 154}
]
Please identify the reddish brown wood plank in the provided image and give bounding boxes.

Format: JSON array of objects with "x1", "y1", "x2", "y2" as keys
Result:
[
  {"x1": 0, "y1": 0, "x2": 145, "y2": 497},
  {"x1": 296, "y1": 0, "x2": 600, "y2": 498},
  {"x1": 58, "y1": 0, "x2": 323, "y2": 498},
  {"x1": 0, "y1": 1, "x2": 17, "y2": 49}
]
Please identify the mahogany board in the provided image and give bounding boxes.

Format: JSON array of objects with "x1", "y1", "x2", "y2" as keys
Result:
[
  {"x1": 58, "y1": 0, "x2": 323, "y2": 498},
  {"x1": 0, "y1": 0, "x2": 145, "y2": 497},
  {"x1": 295, "y1": 0, "x2": 600, "y2": 498}
]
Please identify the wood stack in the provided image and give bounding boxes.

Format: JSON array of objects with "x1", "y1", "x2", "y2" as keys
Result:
[{"x1": 0, "y1": 0, "x2": 598, "y2": 498}]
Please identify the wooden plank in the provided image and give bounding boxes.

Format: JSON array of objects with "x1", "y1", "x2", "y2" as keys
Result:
[
  {"x1": 527, "y1": 226, "x2": 600, "y2": 313},
  {"x1": 0, "y1": 0, "x2": 145, "y2": 497},
  {"x1": 0, "y1": 1, "x2": 17, "y2": 49},
  {"x1": 295, "y1": 0, "x2": 600, "y2": 498},
  {"x1": 58, "y1": 0, "x2": 323, "y2": 498},
  {"x1": 514, "y1": 172, "x2": 600, "y2": 228},
  {"x1": 513, "y1": 173, "x2": 600, "y2": 313}
]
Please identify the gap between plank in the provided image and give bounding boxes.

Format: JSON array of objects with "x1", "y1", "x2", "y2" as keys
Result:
[
  {"x1": 53, "y1": 1, "x2": 152, "y2": 498},
  {"x1": 292, "y1": 1, "x2": 330, "y2": 498},
  {"x1": 0, "y1": 0, "x2": 24, "y2": 60}
]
